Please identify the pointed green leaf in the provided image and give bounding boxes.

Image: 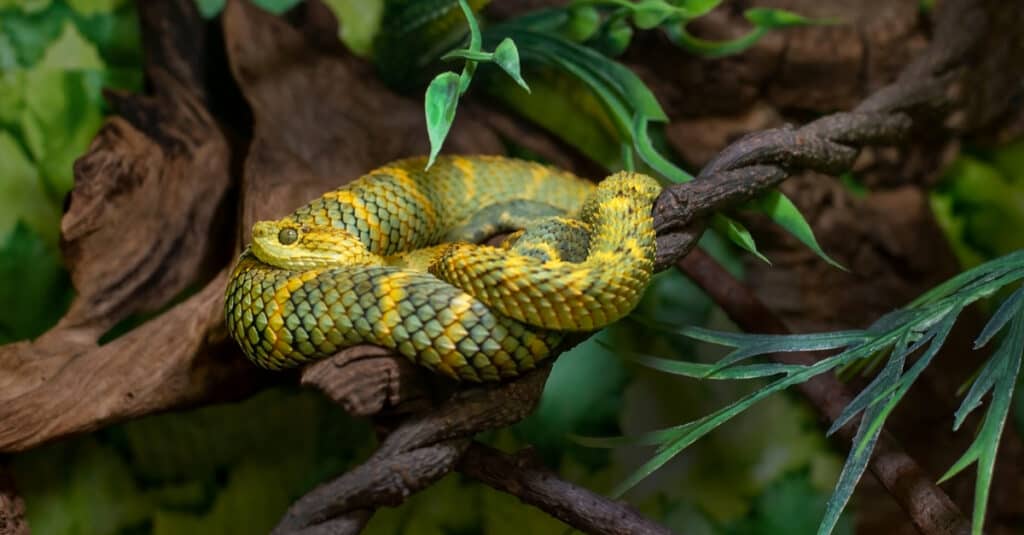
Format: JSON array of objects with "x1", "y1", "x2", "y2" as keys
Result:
[
  {"x1": 939, "y1": 309, "x2": 1024, "y2": 535},
  {"x1": 493, "y1": 38, "x2": 530, "y2": 92},
  {"x1": 688, "y1": 326, "x2": 869, "y2": 350},
  {"x1": 955, "y1": 303, "x2": 1024, "y2": 431},
  {"x1": 826, "y1": 331, "x2": 912, "y2": 436},
  {"x1": 852, "y1": 309, "x2": 959, "y2": 457},
  {"x1": 712, "y1": 213, "x2": 770, "y2": 263},
  {"x1": 751, "y1": 190, "x2": 846, "y2": 270},
  {"x1": 424, "y1": 71, "x2": 461, "y2": 169},
  {"x1": 817, "y1": 402, "x2": 885, "y2": 535},
  {"x1": 624, "y1": 350, "x2": 802, "y2": 379},
  {"x1": 973, "y1": 286, "x2": 1024, "y2": 349}
]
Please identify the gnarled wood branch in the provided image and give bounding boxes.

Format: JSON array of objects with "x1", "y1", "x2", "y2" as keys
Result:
[{"x1": 1, "y1": 0, "x2": 1022, "y2": 534}]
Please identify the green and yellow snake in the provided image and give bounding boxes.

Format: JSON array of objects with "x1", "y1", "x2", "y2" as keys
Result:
[{"x1": 225, "y1": 156, "x2": 660, "y2": 382}]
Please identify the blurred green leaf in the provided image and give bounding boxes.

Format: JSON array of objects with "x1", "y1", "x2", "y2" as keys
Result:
[
  {"x1": 366, "y1": 473, "x2": 483, "y2": 535},
  {"x1": 320, "y1": 0, "x2": 384, "y2": 55},
  {"x1": 674, "y1": 0, "x2": 722, "y2": 18},
  {"x1": 0, "y1": 130, "x2": 60, "y2": 242},
  {"x1": 565, "y1": 4, "x2": 600, "y2": 41},
  {"x1": 515, "y1": 331, "x2": 628, "y2": 467},
  {"x1": 21, "y1": 69, "x2": 107, "y2": 195},
  {"x1": 743, "y1": 7, "x2": 831, "y2": 28},
  {"x1": 930, "y1": 155, "x2": 1024, "y2": 268},
  {"x1": 727, "y1": 471, "x2": 852, "y2": 535},
  {"x1": 65, "y1": 0, "x2": 127, "y2": 15},
  {"x1": 0, "y1": 3, "x2": 67, "y2": 67},
  {"x1": 424, "y1": 71, "x2": 461, "y2": 169},
  {"x1": 194, "y1": 0, "x2": 224, "y2": 18},
  {"x1": 0, "y1": 222, "x2": 72, "y2": 343},
  {"x1": 151, "y1": 459, "x2": 298, "y2": 535},
  {"x1": 37, "y1": 19, "x2": 103, "y2": 68},
  {"x1": 632, "y1": 0, "x2": 676, "y2": 29},
  {"x1": 14, "y1": 437, "x2": 152, "y2": 535}
]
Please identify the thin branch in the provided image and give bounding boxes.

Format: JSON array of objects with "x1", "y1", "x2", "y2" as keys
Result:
[{"x1": 458, "y1": 443, "x2": 673, "y2": 535}]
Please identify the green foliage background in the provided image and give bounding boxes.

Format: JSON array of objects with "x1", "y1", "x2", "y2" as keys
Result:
[{"x1": 2, "y1": 1, "x2": 1022, "y2": 534}]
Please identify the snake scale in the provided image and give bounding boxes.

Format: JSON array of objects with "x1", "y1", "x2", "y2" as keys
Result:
[{"x1": 225, "y1": 156, "x2": 661, "y2": 382}]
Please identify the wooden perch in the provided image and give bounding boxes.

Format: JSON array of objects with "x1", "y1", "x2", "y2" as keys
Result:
[{"x1": 1, "y1": 0, "x2": 1023, "y2": 534}]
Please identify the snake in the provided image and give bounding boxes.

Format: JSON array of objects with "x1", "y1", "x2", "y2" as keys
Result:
[{"x1": 225, "y1": 155, "x2": 661, "y2": 382}]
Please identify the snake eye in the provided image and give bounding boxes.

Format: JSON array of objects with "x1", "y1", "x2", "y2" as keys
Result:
[{"x1": 277, "y1": 227, "x2": 299, "y2": 245}]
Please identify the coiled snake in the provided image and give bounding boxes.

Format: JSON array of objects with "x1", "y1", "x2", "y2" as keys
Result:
[{"x1": 225, "y1": 156, "x2": 660, "y2": 382}]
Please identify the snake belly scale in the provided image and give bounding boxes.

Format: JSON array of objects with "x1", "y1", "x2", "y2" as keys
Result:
[{"x1": 225, "y1": 155, "x2": 661, "y2": 382}]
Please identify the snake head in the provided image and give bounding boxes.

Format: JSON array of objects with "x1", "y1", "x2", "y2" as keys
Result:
[{"x1": 250, "y1": 219, "x2": 380, "y2": 270}]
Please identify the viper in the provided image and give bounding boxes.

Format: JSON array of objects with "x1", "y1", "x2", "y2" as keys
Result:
[{"x1": 225, "y1": 156, "x2": 660, "y2": 382}]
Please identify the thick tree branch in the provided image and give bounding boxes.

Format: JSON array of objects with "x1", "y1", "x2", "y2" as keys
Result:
[{"x1": 1, "y1": 0, "x2": 1021, "y2": 534}]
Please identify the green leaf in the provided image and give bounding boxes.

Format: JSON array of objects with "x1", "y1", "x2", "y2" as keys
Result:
[
  {"x1": 704, "y1": 330, "x2": 870, "y2": 374},
  {"x1": 593, "y1": 17, "x2": 634, "y2": 57},
  {"x1": 973, "y1": 286, "x2": 1024, "y2": 349},
  {"x1": 0, "y1": 130, "x2": 60, "y2": 243},
  {"x1": 712, "y1": 213, "x2": 770, "y2": 264},
  {"x1": 611, "y1": 351, "x2": 854, "y2": 496},
  {"x1": 0, "y1": 2, "x2": 68, "y2": 67},
  {"x1": 954, "y1": 299, "x2": 1024, "y2": 430},
  {"x1": 674, "y1": 0, "x2": 723, "y2": 19},
  {"x1": 516, "y1": 332, "x2": 627, "y2": 465},
  {"x1": 13, "y1": 437, "x2": 153, "y2": 534},
  {"x1": 65, "y1": 0, "x2": 129, "y2": 16},
  {"x1": 743, "y1": 7, "x2": 832, "y2": 28},
  {"x1": 35, "y1": 19, "x2": 104, "y2": 69},
  {"x1": 195, "y1": 0, "x2": 225, "y2": 18},
  {"x1": 632, "y1": 0, "x2": 676, "y2": 29},
  {"x1": 492, "y1": 37, "x2": 530, "y2": 92},
  {"x1": 564, "y1": 5, "x2": 600, "y2": 42},
  {"x1": 622, "y1": 349, "x2": 803, "y2": 379},
  {"x1": 320, "y1": 0, "x2": 384, "y2": 55},
  {"x1": 826, "y1": 331, "x2": 924, "y2": 435},
  {"x1": 939, "y1": 309, "x2": 1024, "y2": 535},
  {"x1": 0, "y1": 221, "x2": 72, "y2": 343},
  {"x1": 750, "y1": 190, "x2": 845, "y2": 270},
  {"x1": 21, "y1": 70, "x2": 108, "y2": 195},
  {"x1": 423, "y1": 71, "x2": 461, "y2": 169},
  {"x1": 817, "y1": 401, "x2": 884, "y2": 535}
]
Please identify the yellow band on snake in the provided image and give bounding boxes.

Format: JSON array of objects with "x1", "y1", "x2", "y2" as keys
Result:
[{"x1": 225, "y1": 155, "x2": 661, "y2": 382}]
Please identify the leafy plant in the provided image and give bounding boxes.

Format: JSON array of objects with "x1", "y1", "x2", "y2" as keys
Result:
[
  {"x1": 586, "y1": 250, "x2": 1024, "y2": 535},
  {"x1": 410, "y1": 0, "x2": 839, "y2": 265}
]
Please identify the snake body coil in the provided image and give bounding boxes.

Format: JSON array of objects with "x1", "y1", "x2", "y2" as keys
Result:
[{"x1": 226, "y1": 156, "x2": 660, "y2": 382}]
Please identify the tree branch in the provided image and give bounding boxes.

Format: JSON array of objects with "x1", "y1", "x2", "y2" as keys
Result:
[{"x1": 457, "y1": 443, "x2": 673, "y2": 535}]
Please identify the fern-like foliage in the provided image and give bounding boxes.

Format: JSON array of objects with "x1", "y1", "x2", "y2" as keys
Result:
[{"x1": 585, "y1": 250, "x2": 1024, "y2": 535}]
